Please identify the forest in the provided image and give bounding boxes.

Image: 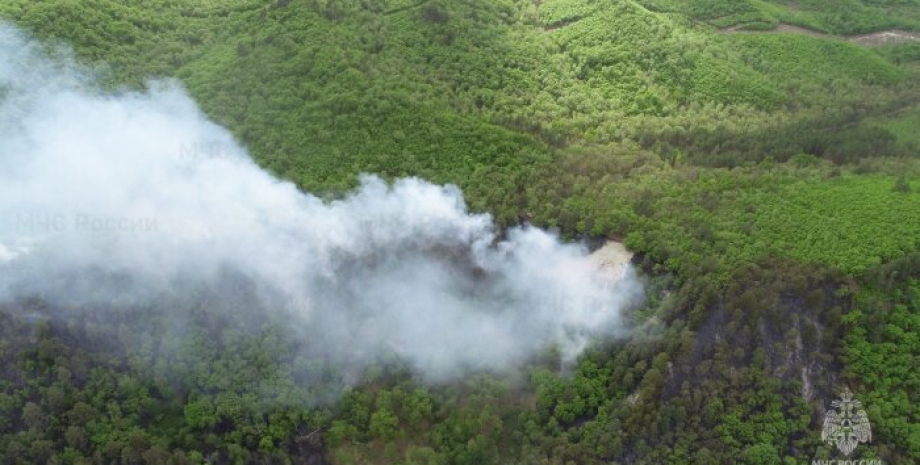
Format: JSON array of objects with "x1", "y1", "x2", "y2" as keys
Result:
[{"x1": 1, "y1": 0, "x2": 920, "y2": 464}]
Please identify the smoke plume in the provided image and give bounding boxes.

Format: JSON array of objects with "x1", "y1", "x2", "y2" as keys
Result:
[{"x1": 0, "y1": 24, "x2": 642, "y2": 380}]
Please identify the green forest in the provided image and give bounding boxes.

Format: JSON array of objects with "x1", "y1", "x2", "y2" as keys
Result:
[{"x1": 2, "y1": 0, "x2": 920, "y2": 463}]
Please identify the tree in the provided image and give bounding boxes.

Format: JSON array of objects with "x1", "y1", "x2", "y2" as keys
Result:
[
  {"x1": 370, "y1": 408, "x2": 399, "y2": 440},
  {"x1": 893, "y1": 175, "x2": 911, "y2": 193},
  {"x1": 744, "y1": 443, "x2": 782, "y2": 465},
  {"x1": 184, "y1": 398, "x2": 216, "y2": 429},
  {"x1": 65, "y1": 425, "x2": 88, "y2": 450},
  {"x1": 22, "y1": 402, "x2": 44, "y2": 431}
]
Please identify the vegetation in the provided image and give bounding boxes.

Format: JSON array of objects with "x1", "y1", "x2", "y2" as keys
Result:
[
  {"x1": 649, "y1": 0, "x2": 920, "y2": 34},
  {"x1": 2, "y1": 0, "x2": 920, "y2": 463}
]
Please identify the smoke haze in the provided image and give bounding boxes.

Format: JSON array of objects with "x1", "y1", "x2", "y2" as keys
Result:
[{"x1": 0, "y1": 24, "x2": 642, "y2": 380}]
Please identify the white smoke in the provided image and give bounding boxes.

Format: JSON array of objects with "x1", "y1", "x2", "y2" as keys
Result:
[{"x1": 0, "y1": 24, "x2": 642, "y2": 379}]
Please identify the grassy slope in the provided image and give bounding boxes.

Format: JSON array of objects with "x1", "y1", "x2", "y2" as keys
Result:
[
  {"x1": 646, "y1": 0, "x2": 920, "y2": 33},
  {"x1": 5, "y1": 0, "x2": 915, "y2": 240},
  {"x1": 869, "y1": 104, "x2": 920, "y2": 147}
]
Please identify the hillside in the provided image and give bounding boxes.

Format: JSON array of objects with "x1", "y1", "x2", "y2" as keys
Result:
[{"x1": 1, "y1": 0, "x2": 920, "y2": 464}]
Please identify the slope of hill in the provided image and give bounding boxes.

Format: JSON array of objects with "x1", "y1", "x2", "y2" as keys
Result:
[{"x1": 2, "y1": 0, "x2": 920, "y2": 464}]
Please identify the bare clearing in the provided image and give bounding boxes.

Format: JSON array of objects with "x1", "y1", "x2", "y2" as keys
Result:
[
  {"x1": 722, "y1": 23, "x2": 920, "y2": 47},
  {"x1": 849, "y1": 29, "x2": 920, "y2": 46},
  {"x1": 586, "y1": 241, "x2": 634, "y2": 283}
]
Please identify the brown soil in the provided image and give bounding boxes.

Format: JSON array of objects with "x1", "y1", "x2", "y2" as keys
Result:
[
  {"x1": 721, "y1": 23, "x2": 920, "y2": 47},
  {"x1": 849, "y1": 29, "x2": 920, "y2": 46}
]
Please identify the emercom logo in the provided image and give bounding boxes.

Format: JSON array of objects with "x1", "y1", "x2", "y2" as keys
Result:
[
  {"x1": 812, "y1": 388, "x2": 881, "y2": 465},
  {"x1": 823, "y1": 388, "x2": 871, "y2": 455}
]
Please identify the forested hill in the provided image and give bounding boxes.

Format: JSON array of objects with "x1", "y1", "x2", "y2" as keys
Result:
[{"x1": 2, "y1": 0, "x2": 920, "y2": 464}]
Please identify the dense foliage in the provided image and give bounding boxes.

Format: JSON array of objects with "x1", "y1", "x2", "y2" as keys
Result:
[{"x1": 2, "y1": 0, "x2": 920, "y2": 463}]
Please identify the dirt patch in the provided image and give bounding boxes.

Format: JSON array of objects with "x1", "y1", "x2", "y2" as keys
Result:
[
  {"x1": 849, "y1": 30, "x2": 920, "y2": 46},
  {"x1": 586, "y1": 241, "x2": 634, "y2": 283},
  {"x1": 721, "y1": 23, "x2": 920, "y2": 47}
]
